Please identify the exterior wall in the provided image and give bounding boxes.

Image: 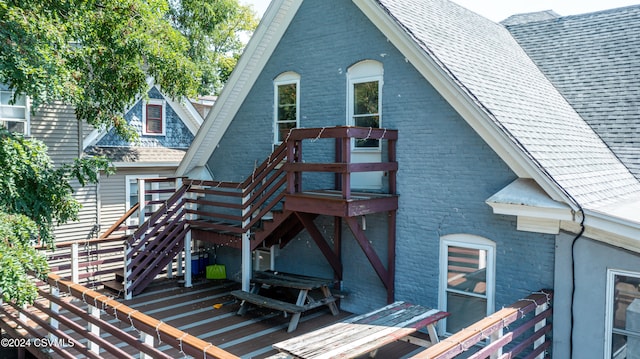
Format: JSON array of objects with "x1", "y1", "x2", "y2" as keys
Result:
[
  {"x1": 97, "y1": 87, "x2": 194, "y2": 149},
  {"x1": 29, "y1": 103, "x2": 98, "y2": 242},
  {"x1": 206, "y1": 0, "x2": 555, "y2": 314},
  {"x1": 554, "y1": 232, "x2": 640, "y2": 358},
  {"x1": 98, "y1": 167, "x2": 177, "y2": 237}
]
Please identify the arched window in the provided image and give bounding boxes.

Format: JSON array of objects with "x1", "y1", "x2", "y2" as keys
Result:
[
  {"x1": 273, "y1": 71, "x2": 300, "y2": 145},
  {"x1": 439, "y1": 234, "x2": 496, "y2": 334},
  {"x1": 347, "y1": 60, "x2": 383, "y2": 149}
]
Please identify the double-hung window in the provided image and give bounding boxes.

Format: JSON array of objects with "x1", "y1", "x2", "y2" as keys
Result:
[
  {"x1": 347, "y1": 60, "x2": 383, "y2": 149},
  {"x1": 440, "y1": 234, "x2": 496, "y2": 334},
  {"x1": 143, "y1": 99, "x2": 165, "y2": 135},
  {"x1": 606, "y1": 269, "x2": 640, "y2": 358},
  {"x1": 0, "y1": 87, "x2": 29, "y2": 135},
  {"x1": 273, "y1": 72, "x2": 300, "y2": 145}
]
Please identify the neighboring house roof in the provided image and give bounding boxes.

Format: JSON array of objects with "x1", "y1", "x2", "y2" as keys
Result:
[
  {"x1": 506, "y1": 5, "x2": 640, "y2": 180},
  {"x1": 85, "y1": 146, "x2": 187, "y2": 167},
  {"x1": 178, "y1": 0, "x2": 640, "y2": 249}
]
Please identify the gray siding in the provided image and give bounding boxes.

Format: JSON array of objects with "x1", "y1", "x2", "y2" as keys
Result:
[
  {"x1": 98, "y1": 167, "x2": 177, "y2": 237},
  {"x1": 30, "y1": 103, "x2": 98, "y2": 242},
  {"x1": 554, "y1": 233, "x2": 640, "y2": 358},
  {"x1": 30, "y1": 102, "x2": 80, "y2": 166},
  {"x1": 205, "y1": 0, "x2": 555, "y2": 314}
]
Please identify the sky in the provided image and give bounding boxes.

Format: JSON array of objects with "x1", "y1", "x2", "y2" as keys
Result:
[{"x1": 240, "y1": 0, "x2": 640, "y2": 22}]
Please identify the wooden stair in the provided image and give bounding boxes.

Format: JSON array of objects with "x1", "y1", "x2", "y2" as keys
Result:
[{"x1": 102, "y1": 269, "x2": 125, "y2": 297}]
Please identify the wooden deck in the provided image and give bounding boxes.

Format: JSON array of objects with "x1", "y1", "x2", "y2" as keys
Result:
[
  {"x1": 284, "y1": 190, "x2": 398, "y2": 217},
  {"x1": 1, "y1": 277, "x2": 435, "y2": 359}
]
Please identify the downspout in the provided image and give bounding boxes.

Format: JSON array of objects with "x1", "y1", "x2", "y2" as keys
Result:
[{"x1": 569, "y1": 208, "x2": 585, "y2": 359}]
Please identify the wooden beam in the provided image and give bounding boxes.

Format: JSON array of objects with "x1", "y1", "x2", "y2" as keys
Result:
[
  {"x1": 387, "y1": 210, "x2": 396, "y2": 303},
  {"x1": 345, "y1": 217, "x2": 391, "y2": 290},
  {"x1": 295, "y1": 212, "x2": 343, "y2": 277}
]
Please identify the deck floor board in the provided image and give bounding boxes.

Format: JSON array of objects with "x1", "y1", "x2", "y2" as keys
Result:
[{"x1": 2, "y1": 277, "x2": 435, "y2": 358}]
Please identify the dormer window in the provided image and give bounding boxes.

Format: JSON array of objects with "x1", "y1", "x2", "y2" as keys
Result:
[{"x1": 143, "y1": 99, "x2": 165, "y2": 136}]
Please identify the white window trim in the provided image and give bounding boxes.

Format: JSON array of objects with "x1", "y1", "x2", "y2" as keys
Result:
[
  {"x1": 0, "y1": 89, "x2": 30, "y2": 136},
  {"x1": 125, "y1": 175, "x2": 160, "y2": 225},
  {"x1": 439, "y1": 233, "x2": 496, "y2": 335},
  {"x1": 273, "y1": 71, "x2": 300, "y2": 145},
  {"x1": 347, "y1": 60, "x2": 383, "y2": 152},
  {"x1": 142, "y1": 98, "x2": 166, "y2": 136},
  {"x1": 605, "y1": 268, "x2": 640, "y2": 359}
]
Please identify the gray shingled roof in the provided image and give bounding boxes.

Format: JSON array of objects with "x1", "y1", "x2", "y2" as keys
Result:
[
  {"x1": 85, "y1": 146, "x2": 186, "y2": 164},
  {"x1": 506, "y1": 6, "x2": 640, "y2": 180},
  {"x1": 376, "y1": 0, "x2": 640, "y2": 211}
]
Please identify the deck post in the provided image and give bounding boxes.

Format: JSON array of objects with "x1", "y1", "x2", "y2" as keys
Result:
[
  {"x1": 139, "y1": 332, "x2": 154, "y2": 359},
  {"x1": 490, "y1": 328, "x2": 503, "y2": 359},
  {"x1": 138, "y1": 179, "x2": 146, "y2": 226},
  {"x1": 49, "y1": 286, "x2": 59, "y2": 345},
  {"x1": 184, "y1": 230, "x2": 192, "y2": 288},
  {"x1": 124, "y1": 242, "x2": 132, "y2": 300},
  {"x1": 241, "y1": 191, "x2": 252, "y2": 292},
  {"x1": 71, "y1": 242, "x2": 79, "y2": 283},
  {"x1": 534, "y1": 300, "x2": 548, "y2": 359},
  {"x1": 177, "y1": 250, "x2": 183, "y2": 277},
  {"x1": 88, "y1": 304, "x2": 100, "y2": 354}
]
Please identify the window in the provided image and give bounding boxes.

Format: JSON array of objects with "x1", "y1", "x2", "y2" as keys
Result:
[
  {"x1": 273, "y1": 72, "x2": 300, "y2": 145},
  {"x1": 440, "y1": 234, "x2": 496, "y2": 334},
  {"x1": 143, "y1": 99, "x2": 165, "y2": 135},
  {"x1": 606, "y1": 270, "x2": 640, "y2": 359},
  {"x1": 347, "y1": 60, "x2": 383, "y2": 149},
  {"x1": 0, "y1": 87, "x2": 29, "y2": 135},
  {"x1": 125, "y1": 175, "x2": 159, "y2": 226}
]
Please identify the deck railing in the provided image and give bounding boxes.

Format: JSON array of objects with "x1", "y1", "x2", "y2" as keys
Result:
[
  {"x1": 184, "y1": 126, "x2": 399, "y2": 234},
  {"x1": 284, "y1": 126, "x2": 398, "y2": 198},
  {"x1": 411, "y1": 289, "x2": 553, "y2": 359},
  {"x1": 39, "y1": 236, "x2": 127, "y2": 289},
  {"x1": 0, "y1": 273, "x2": 238, "y2": 359}
]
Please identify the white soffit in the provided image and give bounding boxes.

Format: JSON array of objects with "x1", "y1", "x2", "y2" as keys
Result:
[{"x1": 486, "y1": 178, "x2": 573, "y2": 221}]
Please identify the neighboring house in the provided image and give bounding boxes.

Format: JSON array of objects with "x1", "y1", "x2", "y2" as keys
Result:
[
  {"x1": 175, "y1": 1, "x2": 640, "y2": 358},
  {"x1": 1, "y1": 83, "x2": 203, "y2": 242},
  {"x1": 84, "y1": 86, "x2": 203, "y2": 237},
  {"x1": 2, "y1": 83, "x2": 98, "y2": 241}
]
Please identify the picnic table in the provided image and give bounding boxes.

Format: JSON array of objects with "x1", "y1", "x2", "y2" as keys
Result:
[
  {"x1": 231, "y1": 271, "x2": 340, "y2": 332},
  {"x1": 270, "y1": 301, "x2": 449, "y2": 358}
]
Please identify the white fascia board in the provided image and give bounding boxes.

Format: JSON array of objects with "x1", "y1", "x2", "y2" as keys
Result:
[
  {"x1": 564, "y1": 209, "x2": 640, "y2": 254},
  {"x1": 83, "y1": 128, "x2": 105, "y2": 150},
  {"x1": 112, "y1": 162, "x2": 180, "y2": 168},
  {"x1": 488, "y1": 201, "x2": 573, "y2": 221},
  {"x1": 177, "y1": 0, "x2": 303, "y2": 176},
  {"x1": 163, "y1": 94, "x2": 202, "y2": 136},
  {"x1": 353, "y1": 0, "x2": 576, "y2": 209}
]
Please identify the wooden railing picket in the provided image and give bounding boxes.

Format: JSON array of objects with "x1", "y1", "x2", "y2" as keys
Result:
[{"x1": 410, "y1": 290, "x2": 553, "y2": 359}]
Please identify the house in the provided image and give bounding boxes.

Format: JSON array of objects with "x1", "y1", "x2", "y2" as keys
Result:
[
  {"x1": 504, "y1": 7, "x2": 640, "y2": 358},
  {"x1": 174, "y1": 0, "x2": 640, "y2": 357},
  {"x1": 84, "y1": 85, "x2": 203, "y2": 238},
  {"x1": 0, "y1": 83, "x2": 203, "y2": 242}
]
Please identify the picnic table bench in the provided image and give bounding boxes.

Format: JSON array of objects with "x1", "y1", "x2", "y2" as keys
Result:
[
  {"x1": 231, "y1": 271, "x2": 340, "y2": 332},
  {"x1": 270, "y1": 301, "x2": 449, "y2": 358}
]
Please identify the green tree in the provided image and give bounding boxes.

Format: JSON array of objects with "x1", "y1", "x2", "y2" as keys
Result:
[
  {"x1": 0, "y1": 0, "x2": 256, "y2": 304},
  {"x1": 0, "y1": 0, "x2": 201, "y2": 140},
  {"x1": 0, "y1": 129, "x2": 112, "y2": 304},
  {"x1": 169, "y1": 0, "x2": 259, "y2": 94}
]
